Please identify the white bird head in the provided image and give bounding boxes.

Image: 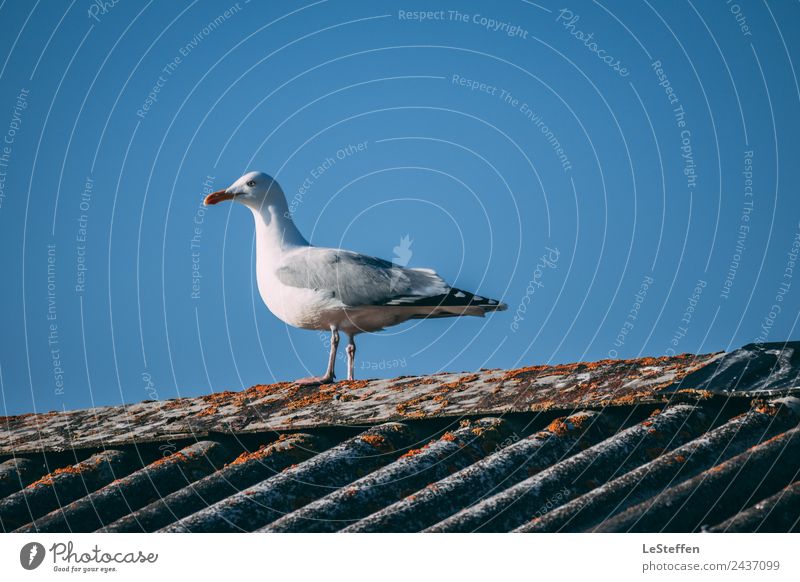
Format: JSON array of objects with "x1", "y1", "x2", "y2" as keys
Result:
[{"x1": 204, "y1": 171, "x2": 285, "y2": 210}]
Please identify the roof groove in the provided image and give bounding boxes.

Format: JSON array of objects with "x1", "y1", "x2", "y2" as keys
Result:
[
  {"x1": 517, "y1": 398, "x2": 800, "y2": 532},
  {"x1": 161, "y1": 422, "x2": 417, "y2": 533},
  {"x1": 1, "y1": 450, "x2": 132, "y2": 531},
  {"x1": 15, "y1": 440, "x2": 233, "y2": 533},
  {"x1": 595, "y1": 423, "x2": 800, "y2": 532},
  {"x1": 344, "y1": 409, "x2": 623, "y2": 533},
  {"x1": 101, "y1": 433, "x2": 327, "y2": 533},
  {"x1": 427, "y1": 404, "x2": 710, "y2": 532},
  {"x1": 262, "y1": 417, "x2": 516, "y2": 532},
  {"x1": 0, "y1": 458, "x2": 46, "y2": 499},
  {"x1": 708, "y1": 480, "x2": 800, "y2": 532}
]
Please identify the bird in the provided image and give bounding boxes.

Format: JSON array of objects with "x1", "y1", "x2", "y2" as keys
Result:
[{"x1": 204, "y1": 171, "x2": 507, "y2": 385}]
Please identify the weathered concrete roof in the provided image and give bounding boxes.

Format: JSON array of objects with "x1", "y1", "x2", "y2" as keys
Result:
[
  {"x1": 1, "y1": 351, "x2": 729, "y2": 455},
  {"x1": 2, "y1": 342, "x2": 799, "y2": 533}
]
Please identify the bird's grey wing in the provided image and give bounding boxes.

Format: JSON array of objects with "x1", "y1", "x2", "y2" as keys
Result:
[{"x1": 275, "y1": 248, "x2": 449, "y2": 307}]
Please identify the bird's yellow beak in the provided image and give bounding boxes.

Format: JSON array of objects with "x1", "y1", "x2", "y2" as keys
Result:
[{"x1": 204, "y1": 190, "x2": 235, "y2": 205}]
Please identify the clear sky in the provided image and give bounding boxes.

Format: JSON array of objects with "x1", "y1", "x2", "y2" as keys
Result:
[{"x1": 1, "y1": 0, "x2": 798, "y2": 414}]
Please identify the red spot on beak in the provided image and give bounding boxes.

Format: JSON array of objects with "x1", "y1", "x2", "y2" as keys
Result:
[{"x1": 204, "y1": 190, "x2": 235, "y2": 205}]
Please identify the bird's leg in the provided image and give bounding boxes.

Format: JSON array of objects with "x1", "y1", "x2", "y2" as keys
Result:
[
  {"x1": 324, "y1": 329, "x2": 339, "y2": 381},
  {"x1": 346, "y1": 335, "x2": 356, "y2": 381},
  {"x1": 294, "y1": 329, "x2": 338, "y2": 386}
]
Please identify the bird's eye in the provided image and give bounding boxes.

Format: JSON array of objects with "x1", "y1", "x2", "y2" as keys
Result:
[{"x1": 247, "y1": 180, "x2": 256, "y2": 187}]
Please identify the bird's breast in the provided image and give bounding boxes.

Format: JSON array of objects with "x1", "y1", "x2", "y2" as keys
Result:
[{"x1": 257, "y1": 270, "x2": 344, "y2": 330}]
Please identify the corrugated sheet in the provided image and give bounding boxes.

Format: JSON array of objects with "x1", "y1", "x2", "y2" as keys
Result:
[{"x1": 1, "y1": 342, "x2": 799, "y2": 533}]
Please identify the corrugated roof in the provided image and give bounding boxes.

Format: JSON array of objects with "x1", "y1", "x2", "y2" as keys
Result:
[{"x1": 1, "y1": 341, "x2": 799, "y2": 533}]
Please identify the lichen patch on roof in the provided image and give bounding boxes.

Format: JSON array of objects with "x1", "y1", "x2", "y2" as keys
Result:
[
  {"x1": 2, "y1": 342, "x2": 799, "y2": 533},
  {"x1": 1, "y1": 351, "x2": 726, "y2": 455},
  {"x1": 3, "y1": 343, "x2": 798, "y2": 457}
]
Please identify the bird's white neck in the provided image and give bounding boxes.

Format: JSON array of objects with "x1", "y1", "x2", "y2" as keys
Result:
[{"x1": 249, "y1": 202, "x2": 310, "y2": 262}]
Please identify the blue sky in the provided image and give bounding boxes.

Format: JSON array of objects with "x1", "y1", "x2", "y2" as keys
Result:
[{"x1": 1, "y1": 0, "x2": 798, "y2": 414}]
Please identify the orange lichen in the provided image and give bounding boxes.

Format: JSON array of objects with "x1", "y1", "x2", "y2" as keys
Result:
[
  {"x1": 286, "y1": 387, "x2": 338, "y2": 411},
  {"x1": 501, "y1": 364, "x2": 572, "y2": 383},
  {"x1": 395, "y1": 376, "x2": 474, "y2": 417},
  {"x1": 339, "y1": 379, "x2": 370, "y2": 390},
  {"x1": 361, "y1": 434, "x2": 390, "y2": 451},
  {"x1": 400, "y1": 447, "x2": 424, "y2": 459},
  {"x1": 546, "y1": 418, "x2": 573, "y2": 436},
  {"x1": 568, "y1": 412, "x2": 595, "y2": 430},
  {"x1": 0, "y1": 412, "x2": 38, "y2": 423},
  {"x1": 748, "y1": 431, "x2": 788, "y2": 451},
  {"x1": 752, "y1": 401, "x2": 774, "y2": 415},
  {"x1": 495, "y1": 353, "x2": 709, "y2": 396},
  {"x1": 194, "y1": 382, "x2": 297, "y2": 417},
  {"x1": 28, "y1": 463, "x2": 92, "y2": 488},
  {"x1": 197, "y1": 405, "x2": 220, "y2": 417},
  {"x1": 471, "y1": 424, "x2": 495, "y2": 437},
  {"x1": 440, "y1": 432, "x2": 457, "y2": 442},
  {"x1": 395, "y1": 393, "x2": 437, "y2": 416},
  {"x1": 438, "y1": 374, "x2": 480, "y2": 390},
  {"x1": 150, "y1": 451, "x2": 188, "y2": 467},
  {"x1": 390, "y1": 377, "x2": 438, "y2": 391},
  {"x1": 227, "y1": 444, "x2": 271, "y2": 466}
]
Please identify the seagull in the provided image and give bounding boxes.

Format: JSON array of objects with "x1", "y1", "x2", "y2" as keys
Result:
[{"x1": 204, "y1": 171, "x2": 507, "y2": 385}]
